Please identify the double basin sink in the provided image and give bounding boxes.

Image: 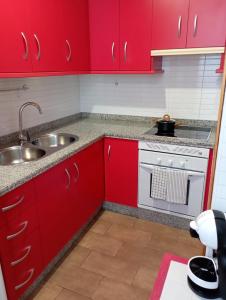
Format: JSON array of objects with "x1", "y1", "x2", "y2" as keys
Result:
[{"x1": 0, "y1": 133, "x2": 79, "y2": 166}]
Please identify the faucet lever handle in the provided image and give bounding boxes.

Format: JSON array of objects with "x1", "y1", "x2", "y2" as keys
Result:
[{"x1": 26, "y1": 130, "x2": 30, "y2": 142}]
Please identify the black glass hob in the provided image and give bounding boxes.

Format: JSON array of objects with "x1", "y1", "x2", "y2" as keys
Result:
[{"x1": 145, "y1": 125, "x2": 211, "y2": 141}]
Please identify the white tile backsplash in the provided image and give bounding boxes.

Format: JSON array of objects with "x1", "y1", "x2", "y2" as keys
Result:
[
  {"x1": 80, "y1": 55, "x2": 222, "y2": 120},
  {"x1": 0, "y1": 76, "x2": 80, "y2": 136}
]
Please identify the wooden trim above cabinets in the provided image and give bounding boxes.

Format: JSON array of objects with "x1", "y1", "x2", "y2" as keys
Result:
[{"x1": 151, "y1": 47, "x2": 225, "y2": 57}]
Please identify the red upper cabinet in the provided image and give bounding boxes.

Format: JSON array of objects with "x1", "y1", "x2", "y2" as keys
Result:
[
  {"x1": 152, "y1": 0, "x2": 190, "y2": 50},
  {"x1": 120, "y1": 0, "x2": 152, "y2": 71},
  {"x1": 29, "y1": 0, "x2": 66, "y2": 72},
  {"x1": 0, "y1": 0, "x2": 32, "y2": 73},
  {"x1": 105, "y1": 138, "x2": 138, "y2": 207},
  {"x1": 187, "y1": 0, "x2": 226, "y2": 48},
  {"x1": 89, "y1": 0, "x2": 120, "y2": 71},
  {"x1": 61, "y1": 0, "x2": 90, "y2": 71}
]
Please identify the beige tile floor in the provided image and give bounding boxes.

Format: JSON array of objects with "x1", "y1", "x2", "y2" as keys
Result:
[{"x1": 33, "y1": 211, "x2": 202, "y2": 300}]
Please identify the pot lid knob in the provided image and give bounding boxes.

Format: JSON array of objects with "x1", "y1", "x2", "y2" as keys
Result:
[{"x1": 163, "y1": 114, "x2": 171, "y2": 121}]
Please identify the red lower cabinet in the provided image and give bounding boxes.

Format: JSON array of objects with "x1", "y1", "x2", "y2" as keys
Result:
[
  {"x1": 70, "y1": 139, "x2": 105, "y2": 229},
  {"x1": 104, "y1": 138, "x2": 138, "y2": 207}
]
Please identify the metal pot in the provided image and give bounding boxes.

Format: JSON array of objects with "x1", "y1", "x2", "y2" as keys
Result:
[{"x1": 157, "y1": 114, "x2": 176, "y2": 135}]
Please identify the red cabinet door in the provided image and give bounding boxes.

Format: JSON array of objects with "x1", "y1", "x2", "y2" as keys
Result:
[
  {"x1": 70, "y1": 140, "x2": 105, "y2": 229},
  {"x1": 105, "y1": 138, "x2": 138, "y2": 207},
  {"x1": 61, "y1": 0, "x2": 90, "y2": 71},
  {"x1": 152, "y1": 0, "x2": 189, "y2": 50},
  {"x1": 0, "y1": 0, "x2": 32, "y2": 73},
  {"x1": 187, "y1": 0, "x2": 226, "y2": 48},
  {"x1": 89, "y1": 0, "x2": 120, "y2": 70},
  {"x1": 29, "y1": 0, "x2": 66, "y2": 72},
  {"x1": 120, "y1": 0, "x2": 152, "y2": 71},
  {"x1": 34, "y1": 161, "x2": 72, "y2": 267}
]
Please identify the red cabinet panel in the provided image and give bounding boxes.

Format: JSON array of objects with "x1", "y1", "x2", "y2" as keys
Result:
[
  {"x1": 152, "y1": 0, "x2": 189, "y2": 50},
  {"x1": 105, "y1": 138, "x2": 138, "y2": 207},
  {"x1": 34, "y1": 161, "x2": 72, "y2": 267},
  {"x1": 70, "y1": 140, "x2": 105, "y2": 229},
  {"x1": 120, "y1": 0, "x2": 152, "y2": 71},
  {"x1": 187, "y1": 0, "x2": 226, "y2": 48},
  {"x1": 29, "y1": 0, "x2": 66, "y2": 72},
  {"x1": 0, "y1": 0, "x2": 32, "y2": 73},
  {"x1": 61, "y1": 0, "x2": 90, "y2": 71},
  {"x1": 89, "y1": 0, "x2": 120, "y2": 70}
]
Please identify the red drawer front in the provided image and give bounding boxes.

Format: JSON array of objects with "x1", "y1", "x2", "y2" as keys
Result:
[
  {"x1": 0, "y1": 205, "x2": 38, "y2": 247},
  {"x1": 1, "y1": 230, "x2": 43, "y2": 300},
  {"x1": 0, "y1": 181, "x2": 35, "y2": 228}
]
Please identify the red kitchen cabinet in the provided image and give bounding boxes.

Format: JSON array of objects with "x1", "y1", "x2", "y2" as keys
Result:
[
  {"x1": 29, "y1": 0, "x2": 66, "y2": 72},
  {"x1": 89, "y1": 0, "x2": 120, "y2": 71},
  {"x1": 34, "y1": 160, "x2": 73, "y2": 267},
  {"x1": 70, "y1": 140, "x2": 105, "y2": 229},
  {"x1": 61, "y1": 0, "x2": 90, "y2": 71},
  {"x1": 105, "y1": 138, "x2": 138, "y2": 207},
  {"x1": 120, "y1": 0, "x2": 152, "y2": 71},
  {"x1": 152, "y1": 0, "x2": 190, "y2": 50},
  {"x1": 0, "y1": 0, "x2": 32, "y2": 73},
  {"x1": 187, "y1": 0, "x2": 226, "y2": 48}
]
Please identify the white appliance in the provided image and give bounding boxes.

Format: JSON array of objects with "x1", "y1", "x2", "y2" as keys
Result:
[
  {"x1": 138, "y1": 141, "x2": 209, "y2": 217},
  {"x1": 0, "y1": 266, "x2": 7, "y2": 300}
]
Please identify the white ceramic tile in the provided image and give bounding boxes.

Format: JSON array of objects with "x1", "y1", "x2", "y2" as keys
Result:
[{"x1": 80, "y1": 55, "x2": 222, "y2": 120}]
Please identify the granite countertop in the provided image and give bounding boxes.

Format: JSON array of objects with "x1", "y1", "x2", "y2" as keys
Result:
[{"x1": 0, "y1": 117, "x2": 216, "y2": 197}]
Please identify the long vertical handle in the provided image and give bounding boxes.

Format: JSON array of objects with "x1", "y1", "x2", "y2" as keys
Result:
[
  {"x1": 193, "y1": 15, "x2": 198, "y2": 37},
  {"x1": 33, "y1": 34, "x2": 41, "y2": 61},
  {"x1": 66, "y1": 40, "x2": 72, "y2": 62},
  {"x1": 73, "y1": 163, "x2": 80, "y2": 183},
  {"x1": 177, "y1": 16, "x2": 182, "y2": 38},
  {"x1": 108, "y1": 145, "x2": 111, "y2": 160},
  {"x1": 21, "y1": 32, "x2": 29, "y2": 60},
  {"x1": 124, "y1": 41, "x2": 128, "y2": 63},
  {"x1": 65, "y1": 168, "x2": 71, "y2": 190},
  {"x1": 112, "y1": 42, "x2": 115, "y2": 62}
]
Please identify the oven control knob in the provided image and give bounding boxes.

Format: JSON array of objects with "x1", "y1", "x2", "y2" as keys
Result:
[
  {"x1": 180, "y1": 161, "x2": 186, "y2": 168},
  {"x1": 168, "y1": 160, "x2": 173, "y2": 166},
  {"x1": 157, "y1": 158, "x2": 162, "y2": 164}
]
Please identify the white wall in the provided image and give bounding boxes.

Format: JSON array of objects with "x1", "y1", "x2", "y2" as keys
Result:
[
  {"x1": 80, "y1": 55, "x2": 222, "y2": 120},
  {"x1": 212, "y1": 90, "x2": 226, "y2": 212},
  {"x1": 0, "y1": 76, "x2": 80, "y2": 136}
]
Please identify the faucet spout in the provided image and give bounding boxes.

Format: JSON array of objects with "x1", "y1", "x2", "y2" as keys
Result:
[{"x1": 19, "y1": 101, "x2": 43, "y2": 144}]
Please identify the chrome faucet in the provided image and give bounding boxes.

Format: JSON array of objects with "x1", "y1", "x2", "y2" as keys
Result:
[{"x1": 19, "y1": 101, "x2": 42, "y2": 144}]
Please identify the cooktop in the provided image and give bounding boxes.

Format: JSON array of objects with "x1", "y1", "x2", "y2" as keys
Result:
[{"x1": 145, "y1": 125, "x2": 211, "y2": 141}]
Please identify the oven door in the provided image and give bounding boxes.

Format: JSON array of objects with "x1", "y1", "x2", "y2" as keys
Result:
[{"x1": 138, "y1": 163, "x2": 205, "y2": 217}]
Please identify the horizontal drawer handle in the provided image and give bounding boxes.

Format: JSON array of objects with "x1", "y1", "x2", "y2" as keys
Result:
[
  {"x1": 11, "y1": 246, "x2": 32, "y2": 267},
  {"x1": 2, "y1": 196, "x2": 24, "y2": 212},
  {"x1": 6, "y1": 221, "x2": 28, "y2": 240},
  {"x1": 14, "y1": 268, "x2": 34, "y2": 291}
]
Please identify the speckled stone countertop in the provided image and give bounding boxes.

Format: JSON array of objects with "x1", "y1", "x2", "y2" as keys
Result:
[{"x1": 0, "y1": 116, "x2": 216, "y2": 197}]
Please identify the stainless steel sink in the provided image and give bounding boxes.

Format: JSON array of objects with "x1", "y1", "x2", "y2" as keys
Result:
[
  {"x1": 0, "y1": 146, "x2": 46, "y2": 166},
  {"x1": 31, "y1": 133, "x2": 79, "y2": 148}
]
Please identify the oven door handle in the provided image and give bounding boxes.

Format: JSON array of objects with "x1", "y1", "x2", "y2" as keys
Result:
[{"x1": 139, "y1": 163, "x2": 205, "y2": 177}]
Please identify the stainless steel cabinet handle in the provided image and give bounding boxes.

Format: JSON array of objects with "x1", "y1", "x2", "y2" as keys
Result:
[
  {"x1": 112, "y1": 42, "x2": 115, "y2": 61},
  {"x1": 11, "y1": 246, "x2": 32, "y2": 267},
  {"x1": 14, "y1": 268, "x2": 34, "y2": 291},
  {"x1": 108, "y1": 145, "x2": 111, "y2": 160},
  {"x1": 66, "y1": 39, "x2": 72, "y2": 62},
  {"x1": 6, "y1": 221, "x2": 28, "y2": 240},
  {"x1": 33, "y1": 34, "x2": 41, "y2": 61},
  {"x1": 177, "y1": 16, "x2": 182, "y2": 37},
  {"x1": 124, "y1": 41, "x2": 128, "y2": 63},
  {"x1": 73, "y1": 163, "x2": 79, "y2": 183},
  {"x1": 21, "y1": 32, "x2": 29, "y2": 60},
  {"x1": 2, "y1": 196, "x2": 24, "y2": 212},
  {"x1": 193, "y1": 15, "x2": 198, "y2": 37},
  {"x1": 65, "y1": 168, "x2": 71, "y2": 190}
]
